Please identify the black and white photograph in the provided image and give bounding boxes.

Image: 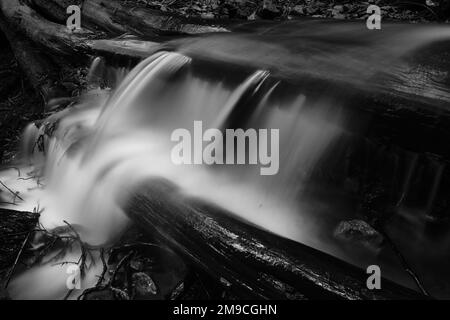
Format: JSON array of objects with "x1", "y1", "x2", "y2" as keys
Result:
[{"x1": 1, "y1": 0, "x2": 450, "y2": 310}]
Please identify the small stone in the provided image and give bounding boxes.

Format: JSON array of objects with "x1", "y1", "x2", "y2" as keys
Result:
[
  {"x1": 111, "y1": 287, "x2": 130, "y2": 300},
  {"x1": 306, "y1": 6, "x2": 318, "y2": 15},
  {"x1": 259, "y1": 0, "x2": 280, "y2": 19},
  {"x1": 247, "y1": 11, "x2": 258, "y2": 20},
  {"x1": 333, "y1": 13, "x2": 347, "y2": 20},
  {"x1": 201, "y1": 12, "x2": 215, "y2": 20},
  {"x1": 129, "y1": 258, "x2": 144, "y2": 271},
  {"x1": 132, "y1": 272, "x2": 158, "y2": 297},
  {"x1": 333, "y1": 5, "x2": 345, "y2": 13},
  {"x1": 292, "y1": 5, "x2": 305, "y2": 15},
  {"x1": 334, "y1": 220, "x2": 384, "y2": 252},
  {"x1": 332, "y1": 5, "x2": 347, "y2": 19}
]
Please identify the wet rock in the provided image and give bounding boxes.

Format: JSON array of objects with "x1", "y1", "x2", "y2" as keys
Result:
[
  {"x1": 132, "y1": 272, "x2": 158, "y2": 298},
  {"x1": 334, "y1": 220, "x2": 384, "y2": 252},
  {"x1": 82, "y1": 287, "x2": 130, "y2": 300},
  {"x1": 333, "y1": 5, "x2": 345, "y2": 13},
  {"x1": 247, "y1": 11, "x2": 258, "y2": 20},
  {"x1": 426, "y1": 0, "x2": 439, "y2": 6},
  {"x1": 292, "y1": 5, "x2": 305, "y2": 15},
  {"x1": 332, "y1": 5, "x2": 347, "y2": 19},
  {"x1": 111, "y1": 287, "x2": 130, "y2": 300},
  {"x1": 201, "y1": 12, "x2": 215, "y2": 20},
  {"x1": 129, "y1": 258, "x2": 144, "y2": 271},
  {"x1": 306, "y1": 6, "x2": 319, "y2": 15},
  {"x1": 83, "y1": 288, "x2": 115, "y2": 300},
  {"x1": 258, "y1": 0, "x2": 281, "y2": 19}
]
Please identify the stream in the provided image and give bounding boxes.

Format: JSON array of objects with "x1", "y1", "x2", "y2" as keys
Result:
[{"x1": 1, "y1": 20, "x2": 450, "y2": 299}]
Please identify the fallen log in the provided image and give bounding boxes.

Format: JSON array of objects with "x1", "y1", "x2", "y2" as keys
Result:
[
  {"x1": 0, "y1": 0, "x2": 162, "y2": 100},
  {"x1": 81, "y1": 0, "x2": 229, "y2": 36},
  {"x1": 0, "y1": 16, "x2": 69, "y2": 102},
  {"x1": 29, "y1": 0, "x2": 229, "y2": 36},
  {"x1": 0, "y1": 0, "x2": 99, "y2": 56},
  {"x1": 125, "y1": 179, "x2": 425, "y2": 300},
  {"x1": 1, "y1": 0, "x2": 228, "y2": 64}
]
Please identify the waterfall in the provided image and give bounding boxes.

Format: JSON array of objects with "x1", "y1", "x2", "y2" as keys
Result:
[{"x1": 2, "y1": 23, "x2": 450, "y2": 298}]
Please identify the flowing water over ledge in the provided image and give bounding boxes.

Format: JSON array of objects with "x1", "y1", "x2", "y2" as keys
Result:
[{"x1": 2, "y1": 21, "x2": 450, "y2": 299}]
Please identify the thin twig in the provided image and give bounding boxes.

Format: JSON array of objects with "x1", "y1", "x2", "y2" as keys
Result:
[
  {"x1": 63, "y1": 289, "x2": 74, "y2": 300},
  {"x1": 380, "y1": 228, "x2": 431, "y2": 297},
  {"x1": 111, "y1": 251, "x2": 134, "y2": 286},
  {"x1": 194, "y1": 271, "x2": 211, "y2": 299},
  {"x1": 0, "y1": 201, "x2": 18, "y2": 206},
  {"x1": 4, "y1": 231, "x2": 32, "y2": 288},
  {"x1": 0, "y1": 180, "x2": 24, "y2": 201},
  {"x1": 76, "y1": 250, "x2": 131, "y2": 300},
  {"x1": 96, "y1": 248, "x2": 108, "y2": 287}
]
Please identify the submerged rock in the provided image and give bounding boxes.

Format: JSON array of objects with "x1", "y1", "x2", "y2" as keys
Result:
[{"x1": 334, "y1": 219, "x2": 384, "y2": 253}]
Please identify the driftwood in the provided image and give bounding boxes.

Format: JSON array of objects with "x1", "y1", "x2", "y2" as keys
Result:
[{"x1": 125, "y1": 179, "x2": 425, "y2": 300}]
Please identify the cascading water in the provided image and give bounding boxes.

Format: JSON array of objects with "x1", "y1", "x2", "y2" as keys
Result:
[{"x1": 2, "y1": 22, "x2": 450, "y2": 299}]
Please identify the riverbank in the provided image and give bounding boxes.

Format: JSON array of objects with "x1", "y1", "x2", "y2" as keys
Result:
[{"x1": 140, "y1": 0, "x2": 447, "y2": 22}]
